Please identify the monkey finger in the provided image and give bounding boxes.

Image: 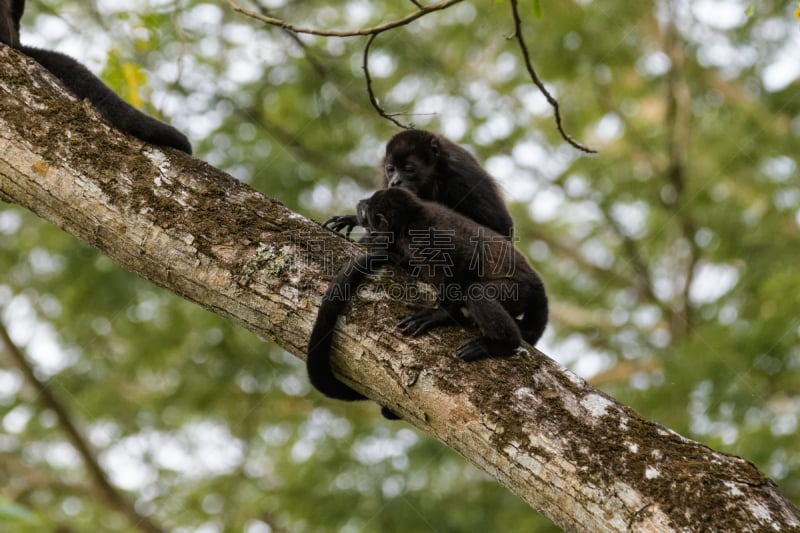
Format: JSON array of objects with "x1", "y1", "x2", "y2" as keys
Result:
[
  {"x1": 397, "y1": 316, "x2": 425, "y2": 335},
  {"x1": 457, "y1": 339, "x2": 490, "y2": 361},
  {"x1": 398, "y1": 308, "x2": 445, "y2": 336}
]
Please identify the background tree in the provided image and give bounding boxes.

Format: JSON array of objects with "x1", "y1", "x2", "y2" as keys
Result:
[{"x1": 1, "y1": 0, "x2": 799, "y2": 531}]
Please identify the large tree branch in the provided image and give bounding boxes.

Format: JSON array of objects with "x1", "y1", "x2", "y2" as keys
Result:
[{"x1": 1, "y1": 47, "x2": 798, "y2": 532}]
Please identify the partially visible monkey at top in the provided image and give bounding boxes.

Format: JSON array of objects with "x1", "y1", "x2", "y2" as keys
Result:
[{"x1": 0, "y1": 0, "x2": 191, "y2": 154}]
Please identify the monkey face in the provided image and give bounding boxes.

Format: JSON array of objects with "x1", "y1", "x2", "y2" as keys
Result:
[
  {"x1": 384, "y1": 156, "x2": 433, "y2": 195},
  {"x1": 383, "y1": 132, "x2": 439, "y2": 198}
]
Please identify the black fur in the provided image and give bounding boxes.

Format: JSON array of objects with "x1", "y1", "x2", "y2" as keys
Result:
[
  {"x1": 325, "y1": 129, "x2": 513, "y2": 240},
  {"x1": 0, "y1": 0, "x2": 191, "y2": 154},
  {"x1": 307, "y1": 188, "x2": 548, "y2": 416},
  {"x1": 0, "y1": 0, "x2": 20, "y2": 47}
]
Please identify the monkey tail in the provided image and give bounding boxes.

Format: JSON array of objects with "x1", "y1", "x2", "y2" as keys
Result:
[
  {"x1": 517, "y1": 283, "x2": 549, "y2": 347},
  {"x1": 307, "y1": 253, "x2": 388, "y2": 402},
  {"x1": 20, "y1": 46, "x2": 192, "y2": 154}
]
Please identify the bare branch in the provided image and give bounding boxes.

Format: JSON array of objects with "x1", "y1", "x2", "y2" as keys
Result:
[
  {"x1": 224, "y1": 0, "x2": 464, "y2": 37},
  {"x1": 508, "y1": 0, "x2": 596, "y2": 154},
  {"x1": 0, "y1": 320, "x2": 164, "y2": 533},
  {"x1": 363, "y1": 33, "x2": 411, "y2": 129}
]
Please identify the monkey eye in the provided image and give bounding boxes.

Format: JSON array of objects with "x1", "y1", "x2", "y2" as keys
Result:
[
  {"x1": 385, "y1": 164, "x2": 395, "y2": 173},
  {"x1": 403, "y1": 163, "x2": 416, "y2": 173}
]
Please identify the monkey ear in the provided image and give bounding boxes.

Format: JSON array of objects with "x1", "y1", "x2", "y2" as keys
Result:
[{"x1": 429, "y1": 138, "x2": 440, "y2": 158}]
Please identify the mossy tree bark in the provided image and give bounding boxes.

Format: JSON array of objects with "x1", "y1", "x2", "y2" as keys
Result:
[{"x1": 2, "y1": 46, "x2": 799, "y2": 532}]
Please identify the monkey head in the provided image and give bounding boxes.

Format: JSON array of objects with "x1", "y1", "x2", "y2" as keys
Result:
[
  {"x1": 356, "y1": 188, "x2": 423, "y2": 234},
  {"x1": 383, "y1": 130, "x2": 442, "y2": 198}
]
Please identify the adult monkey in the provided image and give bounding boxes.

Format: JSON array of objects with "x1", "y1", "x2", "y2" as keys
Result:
[
  {"x1": 0, "y1": 0, "x2": 191, "y2": 154},
  {"x1": 308, "y1": 188, "x2": 548, "y2": 418},
  {"x1": 325, "y1": 129, "x2": 514, "y2": 241}
]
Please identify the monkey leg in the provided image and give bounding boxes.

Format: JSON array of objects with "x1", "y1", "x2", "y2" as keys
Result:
[{"x1": 457, "y1": 288, "x2": 521, "y2": 361}]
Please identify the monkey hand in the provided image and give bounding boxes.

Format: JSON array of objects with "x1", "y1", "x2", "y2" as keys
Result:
[{"x1": 323, "y1": 214, "x2": 360, "y2": 239}]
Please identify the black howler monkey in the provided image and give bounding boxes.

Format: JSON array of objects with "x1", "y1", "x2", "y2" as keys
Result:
[
  {"x1": 325, "y1": 129, "x2": 514, "y2": 240},
  {"x1": 307, "y1": 187, "x2": 548, "y2": 416},
  {"x1": 0, "y1": 0, "x2": 191, "y2": 154}
]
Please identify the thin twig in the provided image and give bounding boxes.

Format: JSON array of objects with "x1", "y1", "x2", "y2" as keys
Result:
[
  {"x1": 224, "y1": 0, "x2": 463, "y2": 37},
  {"x1": 509, "y1": 0, "x2": 596, "y2": 154},
  {"x1": 226, "y1": 0, "x2": 456, "y2": 128},
  {"x1": 363, "y1": 33, "x2": 411, "y2": 129},
  {"x1": 0, "y1": 319, "x2": 164, "y2": 533}
]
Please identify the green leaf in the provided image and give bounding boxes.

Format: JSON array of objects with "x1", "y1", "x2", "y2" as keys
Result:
[
  {"x1": 745, "y1": 3, "x2": 755, "y2": 17},
  {"x1": 532, "y1": 0, "x2": 543, "y2": 19}
]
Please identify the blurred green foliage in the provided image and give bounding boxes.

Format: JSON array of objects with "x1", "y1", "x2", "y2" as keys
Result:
[{"x1": 1, "y1": 0, "x2": 799, "y2": 531}]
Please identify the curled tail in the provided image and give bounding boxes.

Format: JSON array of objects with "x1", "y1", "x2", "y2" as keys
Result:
[
  {"x1": 20, "y1": 46, "x2": 192, "y2": 154},
  {"x1": 517, "y1": 281, "x2": 549, "y2": 347},
  {"x1": 307, "y1": 253, "x2": 387, "y2": 401}
]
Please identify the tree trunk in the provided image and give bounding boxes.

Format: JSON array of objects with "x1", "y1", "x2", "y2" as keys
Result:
[{"x1": 1, "y1": 46, "x2": 798, "y2": 532}]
